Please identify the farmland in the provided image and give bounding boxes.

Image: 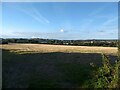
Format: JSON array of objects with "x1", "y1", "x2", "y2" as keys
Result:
[
  {"x1": 1, "y1": 44, "x2": 118, "y2": 88},
  {"x1": 0, "y1": 44, "x2": 117, "y2": 54}
]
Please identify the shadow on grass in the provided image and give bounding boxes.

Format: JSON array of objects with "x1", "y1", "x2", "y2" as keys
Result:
[{"x1": 2, "y1": 49, "x2": 118, "y2": 88}]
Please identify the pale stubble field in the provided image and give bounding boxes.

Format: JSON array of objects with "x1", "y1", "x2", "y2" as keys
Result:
[{"x1": 0, "y1": 44, "x2": 118, "y2": 55}]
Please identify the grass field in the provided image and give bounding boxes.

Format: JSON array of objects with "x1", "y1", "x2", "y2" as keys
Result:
[
  {"x1": 0, "y1": 44, "x2": 118, "y2": 54},
  {"x1": 1, "y1": 44, "x2": 118, "y2": 88}
]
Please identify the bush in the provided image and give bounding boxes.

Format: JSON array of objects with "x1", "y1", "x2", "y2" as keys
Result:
[{"x1": 84, "y1": 54, "x2": 120, "y2": 88}]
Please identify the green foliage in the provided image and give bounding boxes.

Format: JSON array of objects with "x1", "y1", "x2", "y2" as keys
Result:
[
  {"x1": 85, "y1": 54, "x2": 120, "y2": 88},
  {"x1": 1, "y1": 38, "x2": 117, "y2": 47}
]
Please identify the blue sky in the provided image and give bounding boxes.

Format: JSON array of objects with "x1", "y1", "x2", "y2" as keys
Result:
[{"x1": 1, "y1": 2, "x2": 118, "y2": 40}]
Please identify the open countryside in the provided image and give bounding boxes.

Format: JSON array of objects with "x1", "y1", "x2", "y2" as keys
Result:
[
  {"x1": 1, "y1": 44, "x2": 119, "y2": 88},
  {"x1": 1, "y1": 2, "x2": 119, "y2": 89}
]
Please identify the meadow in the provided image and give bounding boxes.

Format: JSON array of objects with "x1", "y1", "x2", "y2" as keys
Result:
[{"x1": 1, "y1": 44, "x2": 118, "y2": 88}]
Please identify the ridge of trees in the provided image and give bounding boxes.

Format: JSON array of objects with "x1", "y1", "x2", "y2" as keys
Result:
[{"x1": 0, "y1": 38, "x2": 118, "y2": 47}]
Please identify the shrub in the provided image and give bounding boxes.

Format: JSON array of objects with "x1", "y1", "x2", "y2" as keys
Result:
[{"x1": 84, "y1": 54, "x2": 120, "y2": 88}]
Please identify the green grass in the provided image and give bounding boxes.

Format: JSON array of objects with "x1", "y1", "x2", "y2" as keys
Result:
[
  {"x1": 28, "y1": 63, "x2": 93, "y2": 88},
  {"x1": 29, "y1": 78, "x2": 61, "y2": 88},
  {"x1": 56, "y1": 63, "x2": 93, "y2": 87}
]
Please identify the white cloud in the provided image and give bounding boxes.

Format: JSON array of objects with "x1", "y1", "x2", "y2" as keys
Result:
[
  {"x1": 102, "y1": 17, "x2": 117, "y2": 26},
  {"x1": 31, "y1": 36, "x2": 40, "y2": 38},
  {"x1": 4, "y1": 3, "x2": 50, "y2": 24},
  {"x1": 97, "y1": 17, "x2": 117, "y2": 32},
  {"x1": 19, "y1": 7, "x2": 50, "y2": 24},
  {"x1": 31, "y1": 7, "x2": 50, "y2": 24},
  {"x1": 31, "y1": 36, "x2": 35, "y2": 38},
  {"x1": 89, "y1": 4, "x2": 111, "y2": 17}
]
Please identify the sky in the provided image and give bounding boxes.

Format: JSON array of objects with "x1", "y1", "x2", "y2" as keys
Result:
[{"x1": 1, "y1": 2, "x2": 118, "y2": 40}]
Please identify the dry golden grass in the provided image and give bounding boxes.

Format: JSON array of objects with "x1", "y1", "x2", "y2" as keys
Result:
[{"x1": 0, "y1": 44, "x2": 118, "y2": 55}]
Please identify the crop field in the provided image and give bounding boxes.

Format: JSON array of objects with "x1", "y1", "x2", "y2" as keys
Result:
[
  {"x1": 0, "y1": 44, "x2": 118, "y2": 54},
  {"x1": 1, "y1": 44, "x2": 118, "y2": 88}
]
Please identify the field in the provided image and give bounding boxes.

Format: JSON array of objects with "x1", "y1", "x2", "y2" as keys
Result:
[
  {"x1": 1, "y1": 44, "x2": 117, "y2": 54},
  {"x1": 1, "y1": 44, "x2": 118, "y2": 88}
]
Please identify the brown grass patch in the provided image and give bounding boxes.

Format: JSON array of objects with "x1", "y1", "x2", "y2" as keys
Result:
[
  {"x1": 0, "y1": 44, "x2": 117, "y2": 55},
  {"x1": 0, "y1": 44, "x2": 118, "y2": 54}
]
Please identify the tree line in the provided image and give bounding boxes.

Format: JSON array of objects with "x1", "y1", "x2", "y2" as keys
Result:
[{"x1": 0, "y1": 38, "x2": 118, "y2": 47}]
